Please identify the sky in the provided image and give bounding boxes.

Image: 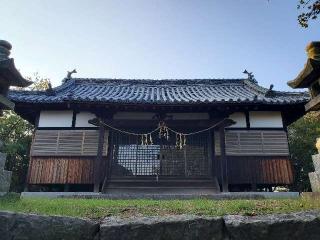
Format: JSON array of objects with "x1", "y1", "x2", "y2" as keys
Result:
[{"x1": 1, "y1": 0, "x2": 319, "y2": 90}]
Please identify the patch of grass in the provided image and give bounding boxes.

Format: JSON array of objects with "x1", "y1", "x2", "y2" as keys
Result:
[{"x1": 0, "y1": 193, "x2": 320, "y2": 220}]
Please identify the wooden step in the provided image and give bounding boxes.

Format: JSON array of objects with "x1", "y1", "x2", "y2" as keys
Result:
[
  {"x1": 102, "y1": 177, "x2": 220, "y2": 194},
  {"x1": 106, "y1": 180, "x2": 217, "y2": 188},
  {"x1": 103, "y1": 187, "x2": 220, "y2": 195}
]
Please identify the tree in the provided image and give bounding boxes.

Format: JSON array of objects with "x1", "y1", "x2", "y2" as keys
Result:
[
  {"x1": 287, "y1": 111, "x2": 320, "y2": 192},
  {"x1": 0, "y1": 112, "x2": 33, "y2": 192},
  {"x1": 0, "y1": 73, "x2": 50, "y2": 192},
  {"x1": 297, "y1": 0, "x2": 320, "y2": 27}
]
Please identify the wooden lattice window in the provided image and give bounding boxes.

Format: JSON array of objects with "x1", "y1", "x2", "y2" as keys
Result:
[{"x1": 31, "y1": 130, "x2": 108, "y2": 156}]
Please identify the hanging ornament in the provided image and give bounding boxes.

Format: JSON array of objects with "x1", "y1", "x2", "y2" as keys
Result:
[
  {"x1": 141, "y1": 133, "x2": 153, "y2": 146},
  {"x1": 148, "y1": 133, "x2": 153, "y2": 145},
  {"x1": 158, "y1": 121, "x2": 169, "y2": 140},
  {"x1": 175, "y1": 133, "x2": 187, "y2": 149}
]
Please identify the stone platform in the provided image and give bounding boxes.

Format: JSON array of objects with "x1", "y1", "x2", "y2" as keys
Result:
[{"x1": 20, "y1": 191, "x2": 300, "y2": 200}]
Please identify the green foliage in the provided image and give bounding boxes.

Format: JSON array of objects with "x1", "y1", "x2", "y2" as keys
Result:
[
  {"x1": 297, "y1": 0, "x2": 320, "y2": 27},
  {"x1": 0, "y1": 74, "x2": 51, "y2": 192},
  {"x1": 288, "y1": 112, "x2": 320, "y2": 192},
  {"x1": 1, "y1": 194, "x2": 320, "y2": 219},
  {"x1": 0, "y1": 111, "x2": 33, "y2": 192},
  {"x1": 26, "y1": 73, "x2": 51, "y2": 91}
]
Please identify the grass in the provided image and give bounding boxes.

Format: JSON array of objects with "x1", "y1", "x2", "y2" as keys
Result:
[{"x1": 0, "y1": 193, "x2": 320, "y2": 220}]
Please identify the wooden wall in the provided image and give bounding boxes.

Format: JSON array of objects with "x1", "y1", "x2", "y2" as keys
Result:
[
  {"x1": 215, "y1": 156, "x2": 293, "y2": 185},
  {"x1": 215, "y1": 130, "x2": 289, "y2": 156},
  {"x1": 28, "y1": 156, "x2": 293, "y2": 185},
  {"x1": 31, "y1": 130, "x2": 108, "y2": 157},
  {"x1": 28, "y1": 156, "x2": 97, "y2": 184}
]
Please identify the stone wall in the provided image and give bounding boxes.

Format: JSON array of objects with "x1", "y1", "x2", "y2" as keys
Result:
[{"x1": 1, "y1": 210, "x2": 320, "y2": 240}]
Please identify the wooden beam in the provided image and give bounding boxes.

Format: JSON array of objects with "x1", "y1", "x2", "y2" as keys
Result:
[
  {"x1": 94, "y1": 122, "x2": 105, "y2": 192},
  {"x1": 219, "y1": 125, "x2": 228, "y2": 192},
  {"x1": 71, "y1": 110, "x2": 77, "y2": 128},
  {"x1": 245, "y1": 111, "x2": 250, "y2": 129}
]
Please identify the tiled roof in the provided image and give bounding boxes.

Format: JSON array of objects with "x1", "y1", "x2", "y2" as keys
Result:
[{"x1": 9, "y1": 78, "x2": 309, "y2": 105}]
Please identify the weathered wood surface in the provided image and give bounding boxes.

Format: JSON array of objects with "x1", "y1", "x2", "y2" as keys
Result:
[
  {"x1": 28, "y1": 157, "x2": 98, "y2": 184},
  {"x1": 28, "y1": 156, "x2": 293, "y2": 185},
  {"x1": 215, "y1": 156, "x2": 293, "y2": 185}
]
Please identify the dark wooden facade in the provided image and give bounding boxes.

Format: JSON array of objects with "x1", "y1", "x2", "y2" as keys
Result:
[{"x1": 26, "y1": 123, "x2": 294, "y2": 192}]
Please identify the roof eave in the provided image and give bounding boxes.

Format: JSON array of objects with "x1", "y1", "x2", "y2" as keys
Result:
[
  {"x1": 288, "y1": 58, "x2": 320, "y2": 89},
  {"x1": 0, "y1": 59, "x2": 32, "y2": 87}
]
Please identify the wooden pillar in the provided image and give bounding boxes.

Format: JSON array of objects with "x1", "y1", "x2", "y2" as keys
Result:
[
  {"x1": 208, "y1": 129, "x2": 214, "y2": 178},
  {"x1": 219, "y1": 125, "x2": 228, "y2": 192},
  {"x1": 94, "y1": 123, "x2": 105, "y2": 192}
]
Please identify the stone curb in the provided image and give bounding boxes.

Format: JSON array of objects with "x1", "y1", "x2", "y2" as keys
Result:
[
  {"x1": 1, "y1": 210, "x2": 320, "y2": 240},
  {"x1": 0, "y1": 211, "x2": 99, "y2": 240},
  {"x1": 20, "y1": 191, "x2": 300, "y2": 200}
]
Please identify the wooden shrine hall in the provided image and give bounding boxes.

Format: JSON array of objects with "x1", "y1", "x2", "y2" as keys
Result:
[{"x1": 9, "y1": 76, "x2": 309, "y2": 193}]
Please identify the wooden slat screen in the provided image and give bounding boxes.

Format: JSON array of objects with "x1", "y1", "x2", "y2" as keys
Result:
[
  {"x1": 31, "y1": 130, "x2": 108, "y2": 156},
  {"x1": 215, "y1": 130, "x2": 289, "y2": 156},
  {"x1": 214, "y1": 156, "x2": 293, "y2": 185},
  {"x1": 28, "y1": 156, "x2": 95, "y2": 184}
]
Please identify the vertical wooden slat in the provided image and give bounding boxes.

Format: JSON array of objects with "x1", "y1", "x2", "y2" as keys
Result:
[
  {"x1": 278, "y1": 158, "x2": 283, "y2": 184},
  {"x1": 286, "y1": 159, "x2": 294, "y2": 184}
]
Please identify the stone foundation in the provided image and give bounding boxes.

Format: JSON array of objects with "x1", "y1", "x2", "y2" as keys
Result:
[
  {"x1": 1, "y1": 211, "x2": 320, "y2": 240},
  {"x1": 0, "y1": 211, "x2": 99, "y2": 240}
]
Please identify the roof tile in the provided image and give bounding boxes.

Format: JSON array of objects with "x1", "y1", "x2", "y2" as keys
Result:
[{"x1": 8, "y1": 78, "x2": 310, "y2": 105}]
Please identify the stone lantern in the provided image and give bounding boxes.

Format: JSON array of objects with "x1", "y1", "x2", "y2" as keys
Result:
[
  {"x1": 0, "y1": 40, "x2": 31, "y2": 194},
  {"x1": 288, "y1": 42, "x2": 320, "y2": 193}
]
